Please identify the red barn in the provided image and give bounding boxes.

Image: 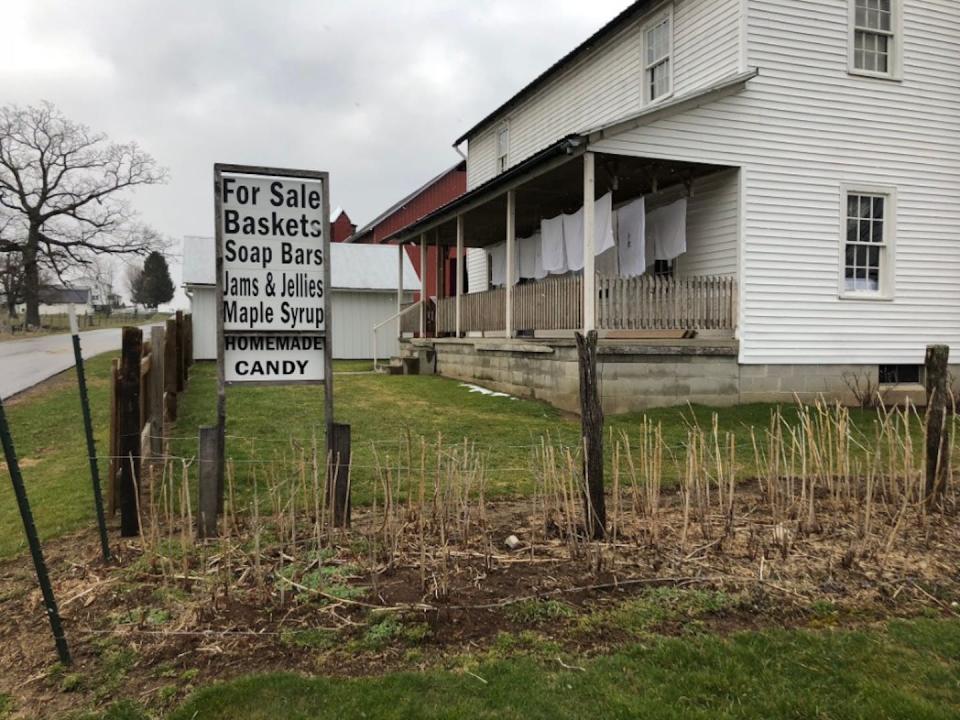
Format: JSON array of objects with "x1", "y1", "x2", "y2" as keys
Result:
[
  {"x1": 348, "y1": 161, "x2": 466, "y2": 301},
  {"x1": 330, "y1": 208, "x2": 357, "y2": 243}
]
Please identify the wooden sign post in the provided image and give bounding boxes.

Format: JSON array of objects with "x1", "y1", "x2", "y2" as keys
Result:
[{"x1": 211, "y1": 164, "x2": 339, "y2": 535}]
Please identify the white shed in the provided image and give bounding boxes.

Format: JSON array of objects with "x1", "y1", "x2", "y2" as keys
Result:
[{"x1": 182, "y1": 237, "x2": 418, "y2": 361}]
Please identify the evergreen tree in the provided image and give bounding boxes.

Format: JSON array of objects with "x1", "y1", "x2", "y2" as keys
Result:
[{"x1": 131, "y1": 251, "x2": 175, "y2": 309}]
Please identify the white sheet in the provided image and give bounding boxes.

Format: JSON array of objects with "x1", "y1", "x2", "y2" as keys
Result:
[
  {"x1": 488, "y1": 242, "x2": 506, "y2": 287},
  {"x1": 518, "y1": 233, "x2": 540, "y2": 279},
  {"x1": 540, "y1": 215, "x2": 566, "y2": 274},
  {"x1": 616, "y1": 196, "x2": 646, "y2": 278},
  {"x1": 562, "y1": 208, "x2": 584, "y2": 272},
  {"x1": 649, "y1": 198, "x2": 687, "y2": 261},
  {"x1": 594, "y1": 192, "x2": 615, "y2": 255}
]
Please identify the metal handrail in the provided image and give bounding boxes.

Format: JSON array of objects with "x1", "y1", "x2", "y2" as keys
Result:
[{"x1": 372, "y1": 300, "x2": 423, "y2": 371}]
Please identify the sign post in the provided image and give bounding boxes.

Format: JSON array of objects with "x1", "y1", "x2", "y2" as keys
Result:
[{"x1": 212, "y1": 165, "x2": 333, "y2": 525}]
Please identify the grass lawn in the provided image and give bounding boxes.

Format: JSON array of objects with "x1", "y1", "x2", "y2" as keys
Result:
[
  {"x1": 172, "y1": 361, "x2": 883, "y2": 504},
  {"x1": 0, "y1": 353, "x2": 116, "y2": 558},
  {"x1": 89, "y1": 618, "x2": 960, "y2": 719}
]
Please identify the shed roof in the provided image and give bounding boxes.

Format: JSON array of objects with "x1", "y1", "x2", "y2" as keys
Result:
[
  {"x1": 38, "y1": 286, "x2": 91, "y2": 305},
  {"x1": 180, "y1": 236, "x2": 418, "y2": 291}
]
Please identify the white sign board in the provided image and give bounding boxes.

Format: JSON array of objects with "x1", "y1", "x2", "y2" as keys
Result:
[
  {"x1": 224, "y1": 335, "x2": 325, "y2": 383},
  {"x1": 221, "y1": 175, "x2": 326, "y2": 333},
  {"x1": 215, "y1": 165, "x2": 330, "y2": 386}
]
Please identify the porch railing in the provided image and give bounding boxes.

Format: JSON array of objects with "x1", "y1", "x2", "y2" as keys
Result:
[
  {"x1": 399, "y1": 299, "x2": 436, "y2": 335},
  {"x1": 597, "y1": 275, "x2": 737, "y2": 331},
  {"x1": 432, "y1": 274, "x2": 736, "y2": 335}
]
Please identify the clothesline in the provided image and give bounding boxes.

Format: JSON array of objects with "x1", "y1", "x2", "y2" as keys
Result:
[{"x1": 487, "y1": 193, "x2": 687, "y2": 287}]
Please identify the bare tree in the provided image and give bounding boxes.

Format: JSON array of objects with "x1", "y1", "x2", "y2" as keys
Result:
[{"x1": 0, "y1": 102, "x2": 167, "y2": 325}]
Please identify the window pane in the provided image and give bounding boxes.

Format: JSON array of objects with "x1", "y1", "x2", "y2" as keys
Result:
[
  {"x1": 846, "y1": 245, "x2": 856, "y2": 265},
  {"x1": 847, "y1": 219, "x2": 858, "y2": 241},
  {"x1": 872, "y1": 196, "x2": 884, "y2": 219},
  {"x1": 869, "y1": 246, "x2": 880, "y2": 266},
  {"x1": 872, "y1": 220, "x2": 884, "y2": 242},
  {"x1": 860, "y1": 196, "x2": 872, "y2": 218},
  {"x1": 848, "y1": 196, "x2": 860, "y2": 218}
]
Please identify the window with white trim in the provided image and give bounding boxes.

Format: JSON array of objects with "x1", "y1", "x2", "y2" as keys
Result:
[
  {"x1": 842, "y1": 189, "x2": 893, "y2": 297},
  {"x1": 850, "y1": 0, "x2": 899, "y2": 78},
  {"x1": 643, "y1": 12, "x2": 672, "y2": 102},
  {"x1": 497, "y1": 124, "x2": 509, "y2": 174}
]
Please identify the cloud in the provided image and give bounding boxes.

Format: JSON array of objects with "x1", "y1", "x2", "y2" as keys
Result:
[{"x1": 8, "y1": 0, "x2": 634, "y2": 243}]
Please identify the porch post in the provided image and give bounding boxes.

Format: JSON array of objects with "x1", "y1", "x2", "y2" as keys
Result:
[
  {"x1": 396, "y1": 242, "x2": 403, "y2": 339},
  {"x1": 583, "y1": 152, "x2": 596, "y2": 333},
  {"x1": 419, "y1": 233, "x2": 427, "y2": 337},
  {"x1": 456, "y1": 215, "x2": 464, "y2": 337},
  {"x1": 505, "y1": 189, "x2": 516, "y2": 338}
]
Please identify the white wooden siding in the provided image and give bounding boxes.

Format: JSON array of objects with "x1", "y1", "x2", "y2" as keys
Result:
[
  {"x1": 672, "y1": 168, "x2": 740, "y2": 278},
  {"x1": 332, "y1": 291, "x2": 408, "y2": 360},
  {"x1": 466, "y1": 248, "x2": 489, "y2": 294},
  {"x1": 589, "y1": 0, "x2": 960, "y2": 365},
  {"x1": 466, "y1": 0, "x2": 741, "y2": 190},
  {"x1": 188, "y1": 286, "x2": 217, "y2": 360}
]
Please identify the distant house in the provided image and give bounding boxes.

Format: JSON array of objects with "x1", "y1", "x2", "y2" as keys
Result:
[
  {"x1": 348, "y1": 161, "x2": 467, "y2": 322},
  {"x1": 330, "y1": 208, "x2": 357, "y2": 243},
  {"x1": 181, "y1": 237, "x2": 418, "y2": 360},
  {"x1": 16, "y1": 286, "x2": 93, "y2": 316}
]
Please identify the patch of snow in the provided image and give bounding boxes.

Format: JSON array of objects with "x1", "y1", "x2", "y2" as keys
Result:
[{"x1": 459, "y1": 382, "x2": 517, "y2": 400}]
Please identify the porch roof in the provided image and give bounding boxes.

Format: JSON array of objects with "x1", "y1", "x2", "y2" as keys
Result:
[{"x1": 396, "y1": 69, "x2": 758, "y2": 249}]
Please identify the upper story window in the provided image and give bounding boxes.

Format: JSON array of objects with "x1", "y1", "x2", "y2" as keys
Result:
[
  {"x1": 850, "y1": 0, "x2": 902, "y2": 79},
  {"x1": 497, "y1": 124, "x2": 510, "y2": 174},
  {"x1": 840, "y1": 185, "x2": 896, "y2": 299},
  {"x1": 643, "y1": 10, "x2": 673, "y2": 103}
]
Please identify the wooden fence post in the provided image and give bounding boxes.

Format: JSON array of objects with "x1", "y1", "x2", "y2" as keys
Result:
[
  {"x1": 107, "y1": 358, "x2": 120, "y2": 515},
  {"x1": 328, "y1": 423, "x2": 352, "y2": 528},
  {"x1": 575, "y1": 330, "x2": 606, "y2": 539},
  {"x1": 119, "y1": 327, "x2": 142, "y2": 537},
  {"x1": 925, "y1": 344, "x2": 951, "y2": 508},
  {"x1": 150, "y1": 326, "x2": 165, "y2": 457},
  {"x1": 164, "y1": 317, "x2": 178, "y2": 422},
  {"x1": 185, "y1": 314, "x2": 194, "y2": 369},
  {"x1": 198, "y1": 426, "x2": 219, "y2": 539}
]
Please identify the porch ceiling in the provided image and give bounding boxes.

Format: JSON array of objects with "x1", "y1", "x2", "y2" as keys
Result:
[{"x1": 422, "y1": 153, "x2": 734, "y2": 248}]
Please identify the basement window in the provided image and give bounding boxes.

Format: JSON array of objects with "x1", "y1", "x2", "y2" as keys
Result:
[
  {"x1": 879, "y1": 364, "x2": 921, "y2": 385},
  {"x1": 643, "y1": 9, "x2": 673, "y2": 103}
]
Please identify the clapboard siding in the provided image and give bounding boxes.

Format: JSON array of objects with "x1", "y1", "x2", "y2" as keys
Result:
[
  {"x1": 466, "y1": 248, "x2": 490, "y2": 294},
  {"x1": 590, "y1": 0, "x2": 960, "y2": 364},
  {"x1": 466, "y1": 0, "x2": 741, "y2": 190}
]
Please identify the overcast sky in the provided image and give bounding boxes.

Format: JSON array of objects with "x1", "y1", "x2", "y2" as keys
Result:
[{"x1": 6, "y1": 0, "x2": 632, "y2": 300}]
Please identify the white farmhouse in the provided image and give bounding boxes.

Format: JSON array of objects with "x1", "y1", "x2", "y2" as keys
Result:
[
  {"x1": 182, "y1": 237, "x2": 418, "y2": 361},
  {"x1": 388, "y1": 0, "x2": 959, "y2": 411}
]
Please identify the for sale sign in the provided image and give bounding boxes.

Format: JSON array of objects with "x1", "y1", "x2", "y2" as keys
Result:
[{"x1": 214, "y1": 164, "x2": 330, "y2": 385}]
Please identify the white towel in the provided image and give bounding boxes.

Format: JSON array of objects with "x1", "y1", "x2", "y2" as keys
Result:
[
  {"x1": 540, "y1": 215, "x2": 566, "y2": 274},
  {"x1": 489, "y1": 243, "x2": 506, "y2": 287},
  {"x1": 518, "y1": 233, "x2": 540, "y2": 280},
  {"x1": 616, "y1": 196, "x2": 646, "y2": 277},
  {"x1": 562, "y1": 208, "x2": 584, "y2": 272},
  {"x1": 595, "y1": 246, "x2": 618, "y2": 277},
  {"x1": 649, "y1": 198, "x2": 687, "y2": 261},
  {"x1": 594, "y1": 192, "x2": 616, "y2": 255}
]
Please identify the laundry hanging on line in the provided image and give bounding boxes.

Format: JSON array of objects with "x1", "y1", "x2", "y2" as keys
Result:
[
  {"x1": 616, "y1": 196, "x2": 647, "y2": 277},
  {"x1": 648, "y1": 197, "x2": 688, "y2": 261},
  {"x1": 540, "y1": 214, "x2": 566, "y2": 274}
]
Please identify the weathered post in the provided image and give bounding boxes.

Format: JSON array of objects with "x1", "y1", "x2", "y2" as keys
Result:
[
  {"x1": 925, "y1": 344, "x2": 951, "y2": 507},
  {"x1": 150, "y1": 325, "x2": 165, "y2": 457},
  {"x1": 328, "y1": 423, "x2": 352, "y2": 528},
  {"x1": 164, "y1": 317, "x2": 178, "y2": 421},
  {"x1": 198, "y1": 426, "x2": 219, "y2": 538},
  {"x1": 68, "y1": 306, "x2": 111, "y2": 562},
  {"x1": 119, "y1": 326, "x2": 143, "y2": 537},
  {"x1": 0, "y1": 396, "x2": 72, "y2": 664},
  {"x1": 575, "y1": 330, "x2": 606, "y2": 538}
]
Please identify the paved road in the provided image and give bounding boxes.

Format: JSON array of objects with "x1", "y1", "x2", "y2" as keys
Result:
[{"x1": 0, "y1": 326, "x2": 155, "y2": 400}]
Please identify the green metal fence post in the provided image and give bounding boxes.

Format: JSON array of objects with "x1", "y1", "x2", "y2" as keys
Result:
[{"x1": 0, "y1": 396, "x2": 71, "y2": 665}]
